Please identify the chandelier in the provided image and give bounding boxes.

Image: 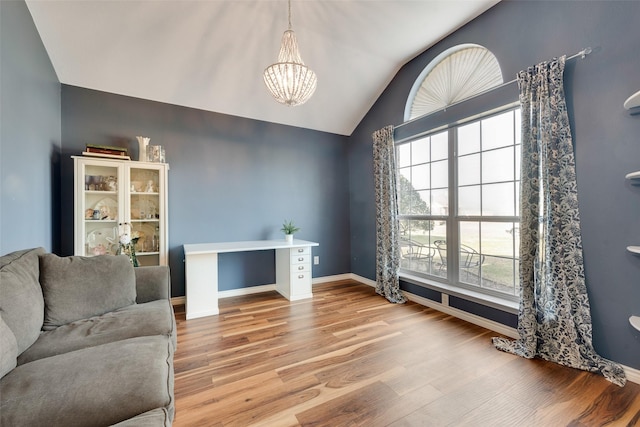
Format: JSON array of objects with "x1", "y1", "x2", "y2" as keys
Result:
[{"x1": 263, "y1": 0, "x2": 317, "y2": 106}]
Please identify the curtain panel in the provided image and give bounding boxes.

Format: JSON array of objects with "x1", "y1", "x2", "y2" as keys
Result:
[
  {"x1": 493, "y1": 57, "x2": 626, "y2": 386},
  {"x1": 372, "y1": 125, "x2": 405, "y2": 303}
]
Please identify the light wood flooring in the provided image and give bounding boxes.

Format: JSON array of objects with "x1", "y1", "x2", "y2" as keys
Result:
[{"x1": 173, "y1": 280, "x2": 640, "y2": 426}]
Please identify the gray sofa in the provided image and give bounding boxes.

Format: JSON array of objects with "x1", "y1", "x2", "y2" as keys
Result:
[{"x1": 0, "y1": 247, "x2": 176, "y2": 426}]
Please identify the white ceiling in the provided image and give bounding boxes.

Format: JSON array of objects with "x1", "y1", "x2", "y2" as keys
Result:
[{"x1": 26, "y1": 0, "x2": 499, "y2": 136}]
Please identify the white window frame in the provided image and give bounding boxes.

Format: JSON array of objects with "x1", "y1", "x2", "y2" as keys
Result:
[{"x1": 397, "y1": 104, "x2": 521, "y2": 307}]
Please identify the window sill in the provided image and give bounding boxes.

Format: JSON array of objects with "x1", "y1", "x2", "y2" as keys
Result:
[{"x1": 399, "y1": 271, "x2": 519, "y2": 314}]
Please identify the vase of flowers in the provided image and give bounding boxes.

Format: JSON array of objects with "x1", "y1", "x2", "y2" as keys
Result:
[{"x1": 116, "y1": 223, "x2": 140, "y2": 267}]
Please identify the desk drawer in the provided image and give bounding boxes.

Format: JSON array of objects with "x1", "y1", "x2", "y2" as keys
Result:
[
  {"x1": 291, "y1": 263, "x2": 310, "y2": 273},
  {"x1": 291, "y1": 254, "x2": 310, "y2": 265},
  {"x1": 291, "y1": 271, "x2": 312, "y2": 294},
  {"x1": 292, "y1": 246, "x2": 311, "y2": 256}
]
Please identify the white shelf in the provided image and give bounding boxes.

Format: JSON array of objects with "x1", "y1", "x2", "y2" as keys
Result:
[
  {"x1": 623, "y1": 90, "x2": 640, "y2": 110},
  {"x1": 627, "y1": 246, "x2": 640, "y2": 255},
  {"x1": 626, "y1": 171, "x2": 640, "y2": 180},
  {"x1": 630, "y1": 316, "x2": 640, "y2": 332}
]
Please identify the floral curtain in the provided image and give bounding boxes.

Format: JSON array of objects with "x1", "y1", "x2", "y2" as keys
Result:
[
  {"x1": 492, "y1": 57, "x2": 626, "y2": 386},
  {"x1": 372, "y1": 125, "x2": 405, "y2": 303}
]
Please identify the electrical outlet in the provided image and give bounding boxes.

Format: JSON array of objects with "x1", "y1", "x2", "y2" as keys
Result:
[{"x1": 313, "y1": 256, "x2": 319, "y2": 265}]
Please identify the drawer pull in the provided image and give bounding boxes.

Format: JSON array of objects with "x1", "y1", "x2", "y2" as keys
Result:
[
  {"x1": 298, "y1": 257, "x2": 304, "y2": 261},
  {"x1": 298, "y1": 274, "x2": 305, "y2": 279},
  {"x1": 297, "y1": 248, "x2": 304, "y2": 253},
  {"x1": 298, "y1": 266, "x2": 304, "y2": 270}
]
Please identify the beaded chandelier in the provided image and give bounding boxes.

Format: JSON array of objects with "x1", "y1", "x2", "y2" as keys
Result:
[{"x1": 263, "y1": 0, "x2": 317, "y2": 106}]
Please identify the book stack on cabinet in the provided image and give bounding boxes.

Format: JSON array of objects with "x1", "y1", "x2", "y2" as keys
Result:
[{"x1": 83, "y1": 144, "x2": 131, "y2": 160}]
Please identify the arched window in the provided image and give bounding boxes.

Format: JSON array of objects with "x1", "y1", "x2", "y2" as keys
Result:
[
  {"x1": 398, "y1": 45, "x2": 521, "y2": 304},
  {"x1": 404, "y1": 44, "x2": 503, "y2": 121}
]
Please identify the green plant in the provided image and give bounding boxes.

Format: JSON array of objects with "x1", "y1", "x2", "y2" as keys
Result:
[{"x1": 281, "y1": 220, "x2": 300, "y2": 235}]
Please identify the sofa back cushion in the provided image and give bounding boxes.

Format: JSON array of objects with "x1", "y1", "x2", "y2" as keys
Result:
[
  {"x1": 0, "y1": 247, "x2": 46, "y2": 354},
  {"x1": 0, "y1": 314, "x2": 19, "y2": 378},
  {"x1": 39, "y1": 254, "x2": 137, "y2": 330}
]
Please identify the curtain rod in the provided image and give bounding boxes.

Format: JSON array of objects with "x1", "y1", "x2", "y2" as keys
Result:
[{"x1": 395, "y1": 47, "x2": 593, "y2": 131}]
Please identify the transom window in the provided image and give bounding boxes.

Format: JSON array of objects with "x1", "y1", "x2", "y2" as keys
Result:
[{"x1": 397, "y1": 107, "x2": 521, "y2": 300}]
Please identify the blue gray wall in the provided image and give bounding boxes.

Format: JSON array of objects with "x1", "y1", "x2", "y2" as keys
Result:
[
  {"x1": 60, "y1": 86, "x2": 351, "y2": 297},
  {"x1": 348, "y1": 0, "x2": 640, "y2": 369},
  {"x1": 0, "y1": 0, "x2": 61, "y2": 254}
]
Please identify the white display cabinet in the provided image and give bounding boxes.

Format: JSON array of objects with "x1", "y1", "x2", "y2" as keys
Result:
[{"x1": 73, "y1": 156, "x2": 169, "y2": 266}]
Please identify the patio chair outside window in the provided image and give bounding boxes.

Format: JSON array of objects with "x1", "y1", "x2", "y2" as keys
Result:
[{"x1": 433, "y1": 240, "x2": 485, "y2": 281}]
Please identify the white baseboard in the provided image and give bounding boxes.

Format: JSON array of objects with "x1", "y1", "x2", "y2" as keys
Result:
[
  {"x1": 624, "y1": 365, "x2": 640, "y2": 385},
  {"x1": 171, "y1": 273, "x2": 639, "y2": 385}
]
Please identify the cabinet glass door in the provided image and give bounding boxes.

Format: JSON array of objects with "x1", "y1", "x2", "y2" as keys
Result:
[
  {"x1": 82, "y1": 162, "x2": 121, "y2": 256},
  {"x1": 129, "y1": 166, "x2": 162, "y2": 266}
]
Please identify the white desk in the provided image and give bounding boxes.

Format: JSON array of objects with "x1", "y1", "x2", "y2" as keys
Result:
[{"x1": 183, "y1": 239, "x2": 319, "y2": 320}]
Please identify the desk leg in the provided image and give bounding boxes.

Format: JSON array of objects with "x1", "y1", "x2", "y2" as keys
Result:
[{"x1": 185, "y1": 252, "x2": 220, "y2": 319}]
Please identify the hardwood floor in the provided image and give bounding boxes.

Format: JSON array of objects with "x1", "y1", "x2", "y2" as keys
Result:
[{"x1": 173, "y1": 280, "x2": 640, "y2": 426}]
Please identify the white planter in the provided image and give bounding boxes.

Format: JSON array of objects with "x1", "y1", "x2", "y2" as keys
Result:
[{"x1": 285, "y1": 234, "x2": 294, "y2": 244}]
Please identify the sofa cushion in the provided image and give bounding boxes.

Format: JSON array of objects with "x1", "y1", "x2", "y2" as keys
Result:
[
  {"x1": 0, "y1": 335, "x2": 174, "y2": 427},
  {"x1": 0, "y1": 314, "x2": 18, "y2": 378},
  {"x1": 111, "y1": 408, "x2": 172, "y2": 427},
  {"x1": 0, "y1": 247, "x2": 46, "y2": 353},
  {"x1": 18, "y1": 300, "x2": 176, "y2": 365},
  {"x1": 39, "y1": 253, "x2": 137, "y2": 330}
]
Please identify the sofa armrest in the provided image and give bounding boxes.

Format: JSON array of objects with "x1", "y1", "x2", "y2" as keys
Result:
[{"x1": 134, "y1": 266, "x2": 171, "y2": 303}]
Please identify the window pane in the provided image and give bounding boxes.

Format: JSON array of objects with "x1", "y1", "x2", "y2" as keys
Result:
[
  {"x1": 398, "y1": 143, "x2": 411, "y2": 168},
  {"x1": 459, "y1": 221, "x2": 480, "y2": 251},
  {"x1": 515, "y1": 145, "x2": 521, "y2": 181},
  {"x1": 398, "y1": 170, "x2": 414, "y2": 214},
  {"x1": 399, "y1": 219, "x2": 441, "y2": 277},
  {"x1": 458, "y1": 185, "x2": 480, "y2": 216},
  {"x1": 412, "y1": 138, "x2": 430, "y2": 164},
  {"x1": 431, "y1": 160, "x2": 448, "y2": 188},
  {"x1": 459, "y1": 222, "x2": 480, "y2": 285},
  {"x1": 458, "y1": 121, "x2": 480, "y2": 156},
  {"x1": 482, "y1": 110, "x2": 514, "y2": 150},
  {"x1": 417, "y1": 190, "x2": 431, "y2": 215},
  {"x1": 481, "y1": 255, "x2": 515, "y2": 295},
  {"x1": 458, "y1": 153, "x2": 480, "y2": 186},
  {"x1": 431, "y1": 227, "x2": 447, "y2": 279},
  {"x1": 482, "y1": 182, "x2": 515, "y2": 216},
  {"x1": 482, "y1": 147, "x2": 514, "y2": 183},
  {"x1": 431, "y1": 188, "x2": 449, "y2": 215},
  {"x1": 515, "y1": 109, "x2": 521, "y2": 146},
  {"x1": 431, "y1": 131, "x2": 448, "y2": 161},
  {"x1": 412, "y1": 164, "x2": 430, "y2": 190},
  {"x1": 481, "y1": 222, "x2": 514, "y2": 257}
]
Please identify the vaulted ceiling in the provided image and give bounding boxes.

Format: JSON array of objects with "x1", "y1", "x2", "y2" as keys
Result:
[{"x1": 26, "y1": 0, "x2": 499, "y2": 136}]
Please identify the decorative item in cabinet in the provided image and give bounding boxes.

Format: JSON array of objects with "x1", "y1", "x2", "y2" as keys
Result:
[{"x1": 73, "y1": 155, "x2": 169, "y2": 266}]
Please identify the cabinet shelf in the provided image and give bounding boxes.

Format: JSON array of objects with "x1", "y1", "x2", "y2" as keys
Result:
[
  {"x1": 85, "y1": 190, "x2": 117, "y2": 195},
  {"x1": 630, "y1": 316, "x2": 640, "y2": 332}
]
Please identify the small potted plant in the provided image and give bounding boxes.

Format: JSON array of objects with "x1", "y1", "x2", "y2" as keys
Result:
[{"x1": 281, "y1": 220, "x2": 300, "y2": 244}]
